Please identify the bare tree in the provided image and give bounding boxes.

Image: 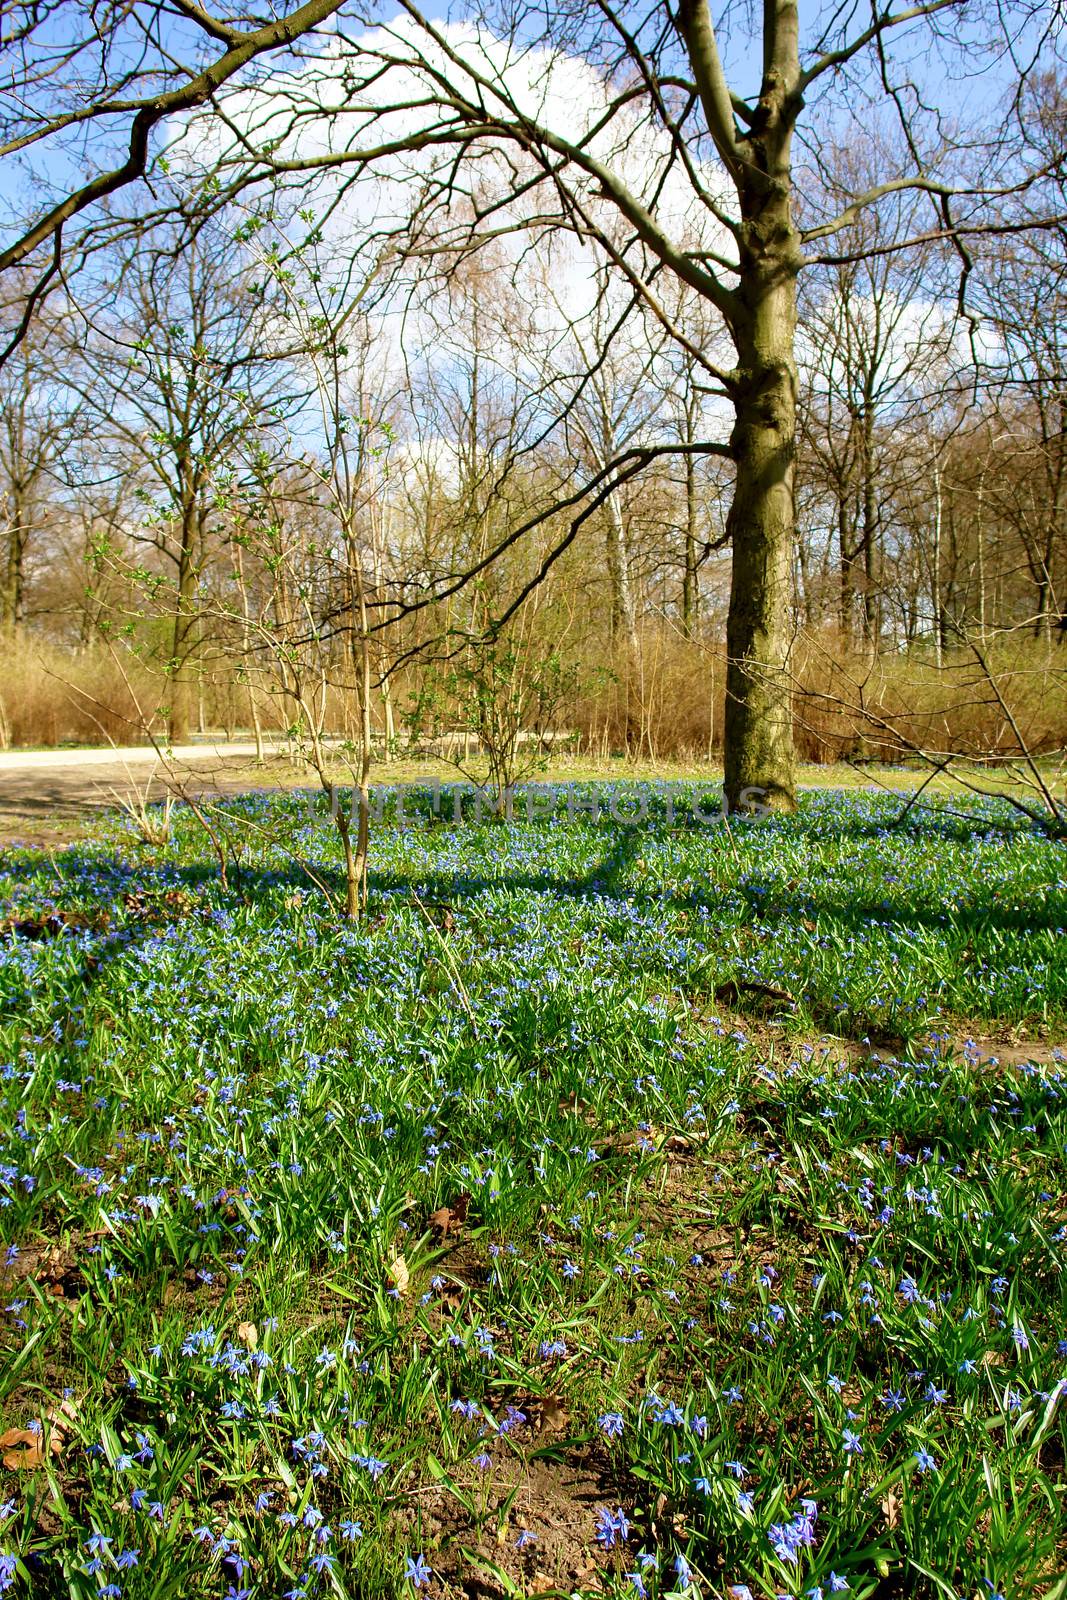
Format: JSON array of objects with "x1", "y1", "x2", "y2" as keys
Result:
[
  {"x1": 0, "y1": 0, "x2": 349, "y2": 364},
  {"x1": 202, "y1": 220, "x2": 411, "y2": 918},
  {"x1": 3, "y1": 2, "x2": 1065, "y2": 801},
  {"x1": 0, "y1": 308, "x2": 66, "y2": 633},
  {"x1": 797, "y1": 144, "x2": 958, "y2": 650},
  {"x1": 974, "y1": 73, "x2": 1067, "y2": 637},
  {"x1": 190, "y1": 0, "x2": 1064, "y2": 808},
  {"x1": 67, "y1": 220, "x2": 300, "y2": 739}
]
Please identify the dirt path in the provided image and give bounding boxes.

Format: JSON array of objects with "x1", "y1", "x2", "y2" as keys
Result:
[{"x1": 0, "y1": 743, "x2": 292, "y2": 846}]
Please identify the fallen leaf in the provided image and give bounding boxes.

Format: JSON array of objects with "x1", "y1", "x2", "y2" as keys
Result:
[
  {"x1": 881, "y1": 1487, "x2": 902, "y2": 1530},
  {"x1": 428, "y1": 1193, "x2": 469, "y2": 1238},
  {"x1": 387, "y1": 1253, "x2": 410, "y2": 1295},
  {"x1": 1, "y1": 1426, "x2": 60, "y2": 1470},
  {"x1": 2, "y1": 910, "x2": 109, "y2": 943},
  {"x1": 535, "y1": 1395, "x2": 569, "y2": 1432},
  {"x1": 237, "y1": 1321, "x2": 258, "y2": 1350},
  {"x1": 714, "y1": 978, "x2": 797, "y2": 1010}
]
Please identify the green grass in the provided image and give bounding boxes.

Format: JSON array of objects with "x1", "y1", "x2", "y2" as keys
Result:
[{"x1": 0, "y1": 782, "x2": 1064, "y2": 1600}]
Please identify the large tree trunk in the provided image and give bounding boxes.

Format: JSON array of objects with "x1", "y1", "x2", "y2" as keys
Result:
[
  {"x1": 860, "y1": 402, "x2": 880, "y2": 650},
  {"x1": 604, "y1": 484, "x2": 638, "y2": 656},
  {"x1": 2, "y1": 484, "x2": 29, "y2": 636},
  {"x1": 838, "y1": 495, "x2": 855, "y2": 641},
  {"x1": 722, "y1": 221, "x2": 799, "y2": 814},
  {"x1": 168, "y1": 500, "x2": 198, "y2": 744},
  {"x1": 2, "y1": 525, "x2": 21, "y2": 635},
  {"x1": 682, "y1": 447, "x2": 699, "y2": 637},
  {"x1": 676, "y1": 0, "x2": 802, "y2": 815}
]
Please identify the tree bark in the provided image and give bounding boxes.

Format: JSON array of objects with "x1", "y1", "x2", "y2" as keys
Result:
[
  {"x1": 838, "y1": 494, "x2": 855, "y2": 641},
  {"x1": 722, "y1": 167, "x2": 800, "y2": 814},
  {"x1": 860, "y1": 401, "x2": 880, "y2": 650},
  {"x1": 682, "y1": 446, "x2": 699, "y2": 637},
  {"x1": 1, "y1": 506, "x2": 27, "y2": 634},
  {"x1": 604, "y1": 482, "x2": 638, "y2": 655},
  {"x1": 2, "y1": 442, "x2": 33, "y2": 636},
  {"x1": 168, "y1": 494, "x2": 198, "y2": 744}
]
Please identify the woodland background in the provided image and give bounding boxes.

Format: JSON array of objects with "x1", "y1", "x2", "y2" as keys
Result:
[{"x1": 2, "y1": 77, "x2": 1065, "y2": 769}]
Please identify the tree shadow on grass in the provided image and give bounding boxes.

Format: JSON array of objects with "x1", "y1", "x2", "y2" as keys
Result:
[{"x1": 4, "y1": 796, "x2": 1062, "y2": 1009}]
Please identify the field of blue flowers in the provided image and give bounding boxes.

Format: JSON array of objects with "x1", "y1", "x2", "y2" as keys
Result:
[{"x1": 0, "y1": 782, "x2": 1064, "y2": 1600}]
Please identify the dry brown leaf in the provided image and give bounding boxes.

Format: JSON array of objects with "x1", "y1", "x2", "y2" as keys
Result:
[
  {"x1": 881, "y1": 1487, "x2": 902, "y2": 1530},
  {"x1": 714, "y1": 978, "x2": 797, "y2": 1010},
  {"x1": 387, "y1": 1253, "x2": 410, "y2": 1295},
  {"x1": 594, "y1": 1129, "x2": 642, "y2": 1154},
  {"x1": 237, "y1": 1321, "x2": 258, "y2": 1350},
  {"x1": 535, "y1": 1395, "x2": 569, "y2": 1433},
  {"x1": 428, "y1": 1193, "x2": 469, "y2": 1238},
  {"x1": 529, "y1": 1575, "x2": 555, "y2": 1595},
  {"x1": 1, "y1": 1426, "x2": 60, "y2": 1470}
]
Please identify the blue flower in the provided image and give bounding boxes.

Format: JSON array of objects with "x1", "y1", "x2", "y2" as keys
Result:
[
  {"x1": 595, "y1": 1507, "x2": 630, "y2": 1549},
  {"x1": 405, "y1": 1554, "x2": 432, "y2": 1588}
]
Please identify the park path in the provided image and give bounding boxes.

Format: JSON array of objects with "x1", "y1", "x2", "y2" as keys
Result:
[{"x1": 0, "y1": 742, "x2": 285, "y2": 845}]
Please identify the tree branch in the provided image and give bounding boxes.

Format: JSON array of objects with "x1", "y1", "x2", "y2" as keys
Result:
[
  {"x1": 798, "y1": 0, "x2": 965, "y2": 93},
  {"x1": 673, "y1": 0, "x2": 745, "y2": 178}
]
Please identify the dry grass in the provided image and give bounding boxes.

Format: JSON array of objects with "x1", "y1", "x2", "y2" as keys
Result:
[
  {"x1": 571, "y1": 630, "x2": 1067, "y2": 765},
  {"x1": 791, "y1": 634, "x2": 1067, "y2": 764},
  {"x1": 4, "y1": 628, "x2": 1065, "y2": 772},
  {"x1": 0, "y1": 635, "x2": 159, "y2": 749}
]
